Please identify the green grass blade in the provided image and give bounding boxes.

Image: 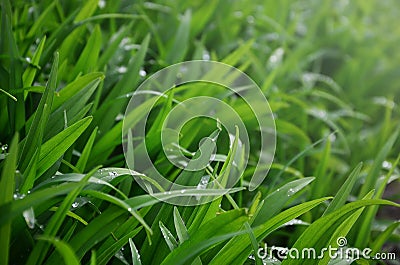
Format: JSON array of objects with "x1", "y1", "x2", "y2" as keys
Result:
[
  {"x1": 52, "y1": 73, "x2": 104, "y2": 110},
  {"x1": 22, "y1": 36, "x2": 46, "y2": 88},
  {"x1": 26, "y1": 166, "x2": 100, "y2": 265},
  {"x1": 253, "y1": 177, "x2": 315, "y2": 226},
  {"x1": 358, "y1": 127, "x2": 399, "y2": 198},
  {"x1": 317, "y1": 191, "x2": 374, "y2": 265},
  {"x1": 129, "y1": 238, "x2": 142, "y2": 265},
  {"x1": 80, "y1": 189, "x2": 152, "y2": 234},
  {"x1": 0, "y1": 133, "x2": 18, "y2": 265},
  {"x1": 323, "y1": 162, "x2": 363, "y2": 216},
  {"x1": 173, "y1": 207, "x2": 189, "y2": 244},
  {"x1": 159, "y1": 221, "x2": 178, "y2": 251},
  {"x1": 70, "y1": 24, "x2": 102, "y2": 79},
  {"x1": 165, "y1": 10, "x2": 191, "y2": 64},
  {"x1": 161, "y1": 209, "x2": 249, "y2": 265},
  {"x1": 370, "y1": 221, "x2": 400, "y2": 255},
  {"x1": 37, "y1": 116, "x2": 93, "y2": 176},
  {"x1": 310, "y1": 138, "x2": 331, "y2": 200},
  {"x1": 355, "y1": 153, "x2": 400, "y2": 248},
  {"x1": 0, "y1": 182, "x2": 82, "y2": 227},
  {"x1": 19, "y1": 52, "x2": 59, "y2": 174},
  {"x1": 76, "y1": 126, "x2": 98, "y2": 173},
  {"x1": 281, "y1": 199, "x2": 399, "y2": 265},
  {"x1": 36, "y1": 235, "x2": 80, "y2": 265},
  {"x1": 209, "y1": 197, "x2": 329, "y2": 265},
  {"x1": 96, "y1": 227, "x2": 142, "y2": 265}
]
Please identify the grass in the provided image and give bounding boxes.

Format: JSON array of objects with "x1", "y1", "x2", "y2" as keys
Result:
[{"x1": 1, "y1": 0, "x2": 400, "y2": 264}]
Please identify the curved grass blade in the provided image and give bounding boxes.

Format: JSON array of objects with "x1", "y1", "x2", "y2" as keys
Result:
[
  {"x1": 36, "y1": 235, "x2": 80, "y2": 265},
  {"x1": 26, "y1": 166, "x2": 100, "y2": 265}
]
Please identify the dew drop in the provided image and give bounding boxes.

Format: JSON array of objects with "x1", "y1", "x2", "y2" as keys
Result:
[
  {"x1": 109, "y1": 171, "x2": 118, "y2": 177},
  {"x1": 72, "y1": 201, "x2": 79, "y2": 208},
  {"x1": 139, "y1": 69, "x2": 147, "y2": 77},
  {"x1": 98, "y1": 0, "x2": 106, "y2": 9},
  {"x1": 246, "y1": 15, "x2": 255, "y2": 24},
  {"x1": 117, "y1": 66, "x2": 127, "y2": 73},
  {"x1": 13, "y1": 193, "x2": 25, "y2": 200},
  {"x1": 202, "y1": 52, "x2": 210, "y2": 60},
  {"x1": 287, "y1": 188, "x2": 295, "y2": 196},
  {"x1": 23, "y1": 207, "x2": 35, "y2": 229},
  {"x1": 382, "y1": 160, "x2": 392, "y2": 170}
]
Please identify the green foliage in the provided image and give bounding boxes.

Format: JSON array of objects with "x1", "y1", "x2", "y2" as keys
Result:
[{"x1": 0, "y1": 0, "x2": 399, "y2": 264}]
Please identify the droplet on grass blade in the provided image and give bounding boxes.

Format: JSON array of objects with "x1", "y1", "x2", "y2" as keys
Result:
[
  {"x1": 23, "y1": 207, "x2": 35, "y2": 229},
  {"x1": 287, "y1": 188, "x2": 295, "y2": 196}
]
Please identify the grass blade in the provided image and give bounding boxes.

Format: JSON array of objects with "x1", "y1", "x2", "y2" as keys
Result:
[
  {"x1": 323, "y1": 162, "x2": 363, "y2": 216},
  {"x1": 36, "y1": 235, "x2": 80, "y2": 265},
  {"x1": 19, "y1": 52, "x2": 59, "y2": 175},
  {"x1": 0, "y1": 133, "x2": 18, "y2": 265},
  {"x1": 129, "y1": 238, "x2": 142, "y2": 265},
  {"x1": 37, "y1": 116, "x2": 93, "y2": 176}
]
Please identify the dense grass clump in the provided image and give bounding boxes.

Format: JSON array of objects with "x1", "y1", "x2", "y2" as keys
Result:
[{"x1": 0, "y1": 0, "x2": 399, "y2": 264}]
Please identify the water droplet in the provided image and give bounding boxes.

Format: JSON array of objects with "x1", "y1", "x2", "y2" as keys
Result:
[
  {"x1": 115, "y1": 250, "x2": 128, "y2": 264},
  {"x1": 382, "y1": 160, "x2": 392, "y2": 170},
  {"x1": 246, "y1": 15, "x2": 255, "y2": 24},
  {"x1": 1, "y1": 144, "x2": 8, "y2": 151},
  {"x1": 23, "y1": 207, "x2": 35, "y2": 229},
  {"x1": 202, "y1": 52, "x2": 210, "y2": 60},
  {"x1": 72, "y1": 201, "x2": 79, "y2": 208},
  {"x1": 287, "y1": 188, "x2": 295, "y2": 196},
  {"x1": 109, "y1": 171, "x2": 118, "y2": 177},
  {"x1": 98, "y1": 0, "x2": 106, "y2": 9},
  {"x1": 127, "y1": 207, "x2": 132, "y2": 212},
  {"x1": 13, "y1": 193, "x2": 25, "y2": 200},
  {"x1": 117, "y1": 66, "x2": 127, "y2": 74},
  {"x1": 139, "y1": 69, "x2": 147, "y2": 77},
  {"x1": 180, "y1": 189, "x2": 186, "y2": 194}
]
